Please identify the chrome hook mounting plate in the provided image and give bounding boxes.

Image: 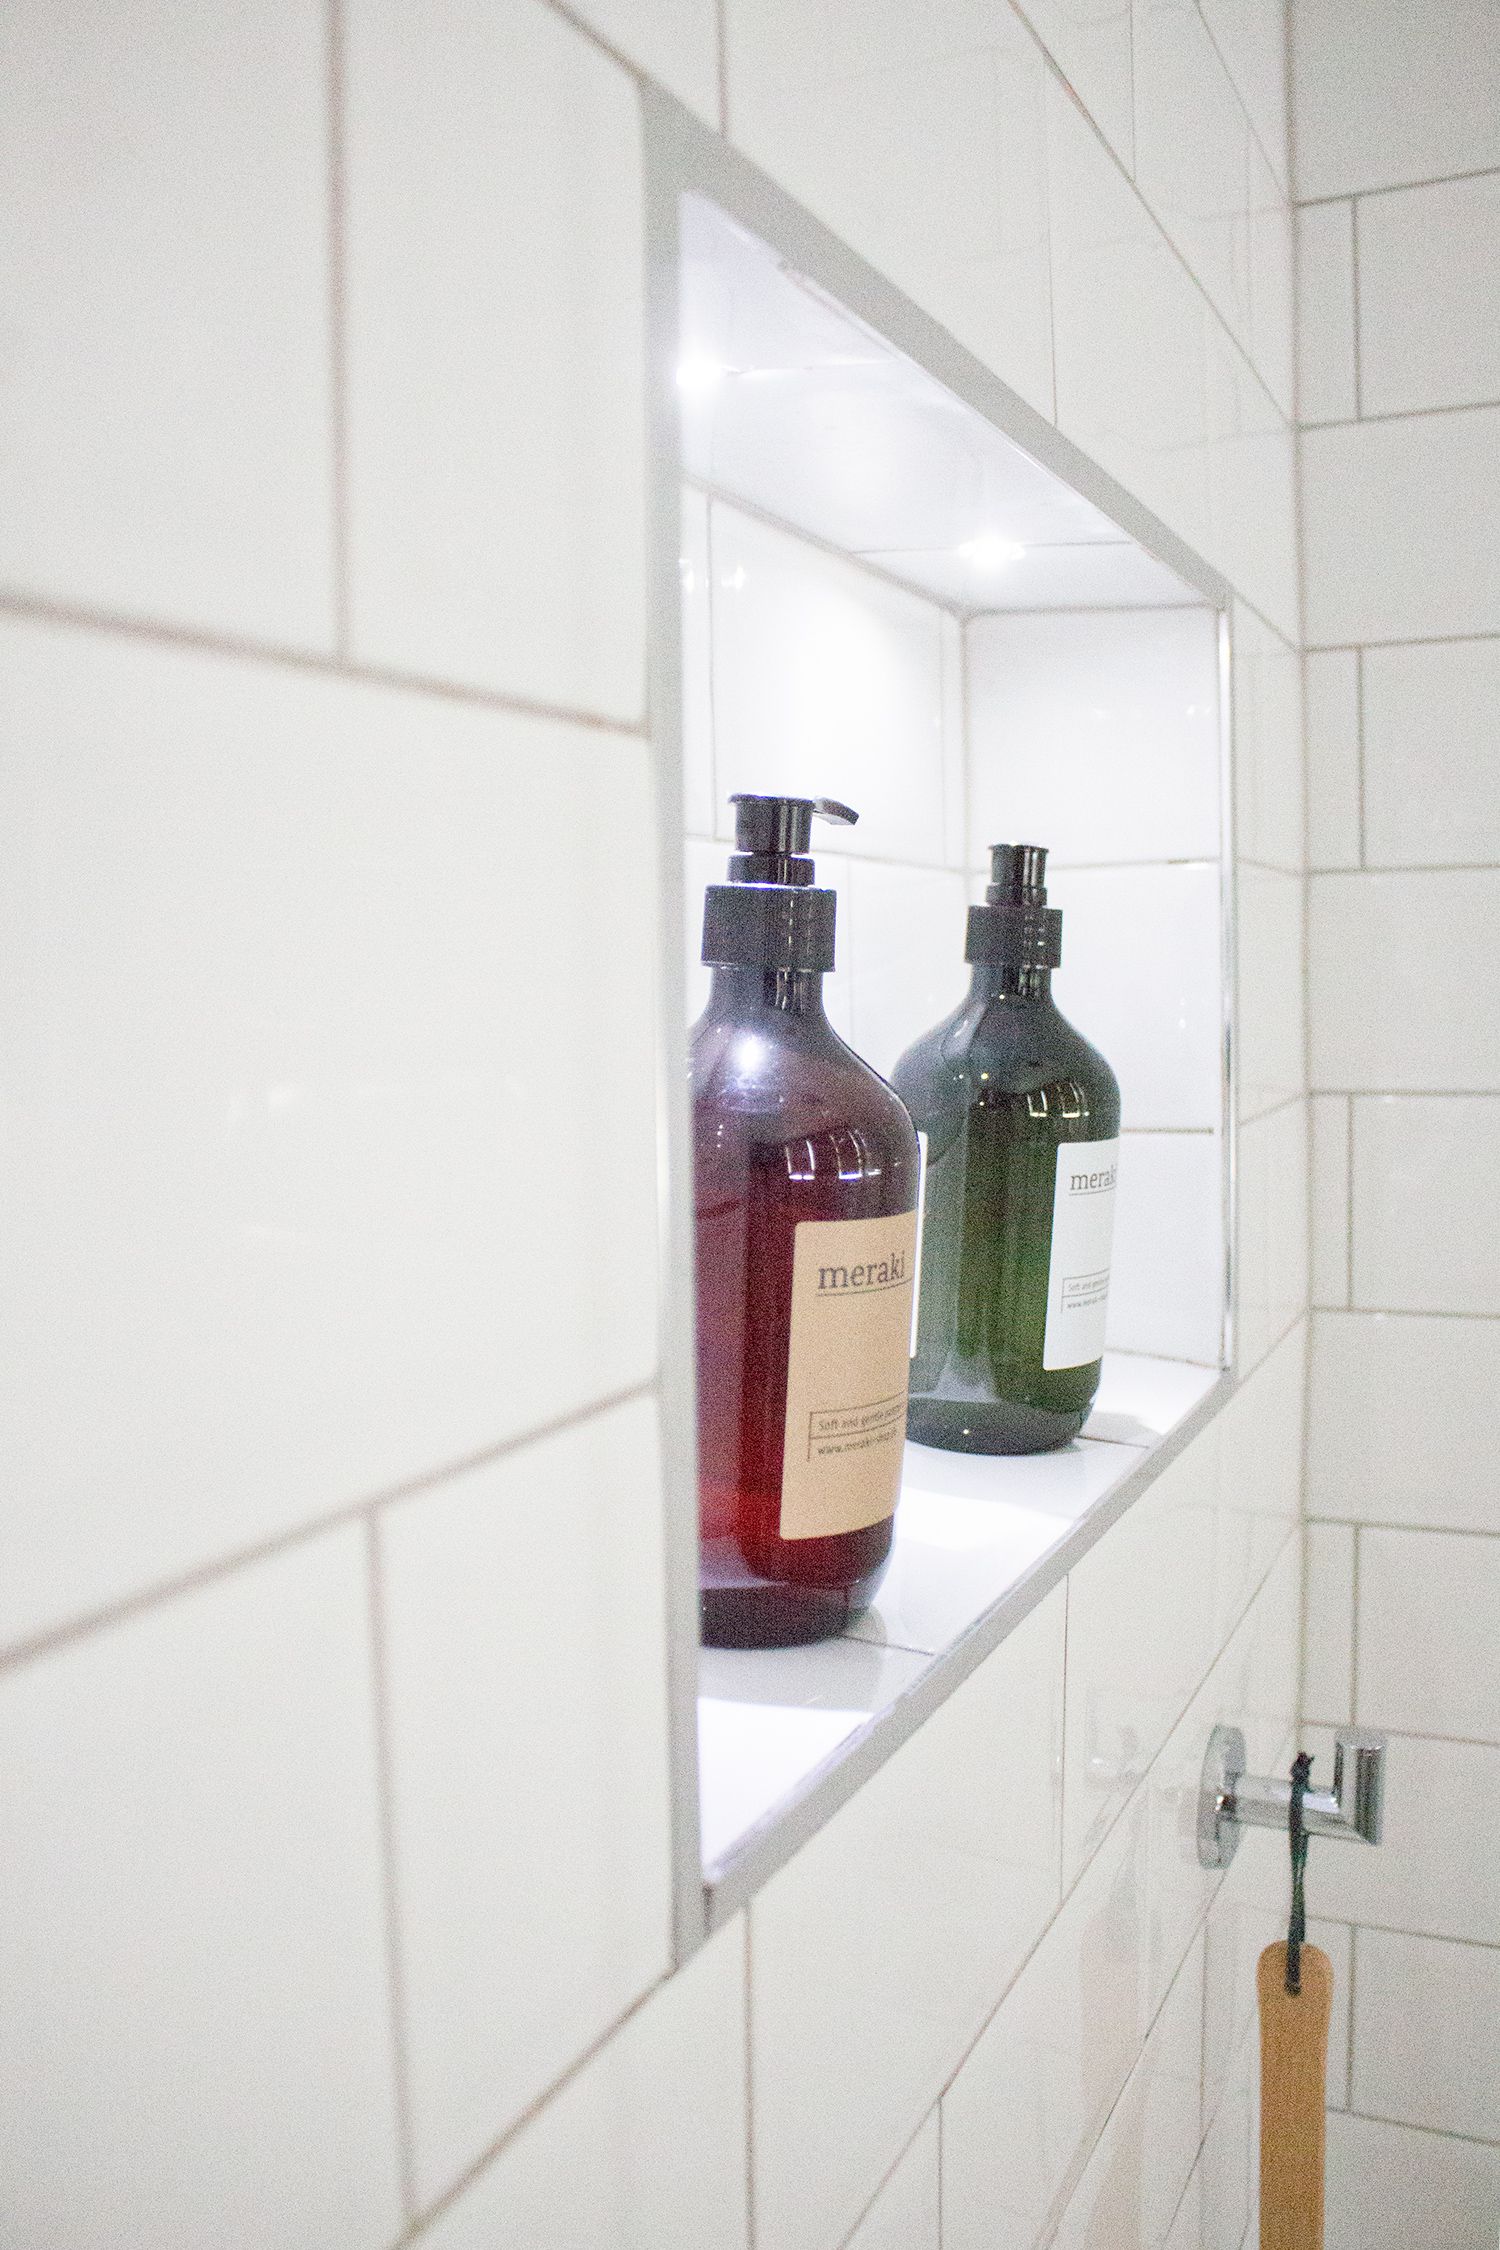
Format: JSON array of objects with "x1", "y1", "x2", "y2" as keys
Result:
[{"x1": 1197, "y1": 1722, "x2": 1247, "y2": 1870}]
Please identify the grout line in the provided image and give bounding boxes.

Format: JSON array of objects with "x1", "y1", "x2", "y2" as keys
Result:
[
  {"x1": 0, "y1": 1377, "x2": 658, "y2": 1681},
  {"x1": 1342, "y1": 2106, "x2": 1500, "y2": 2152},
  {"x1": 1296, "y1": 160, "x2": 1500, "y2": 209},
  {"x1": 365, "y1": 1518, "x2": 420, "y2": 2224},
  {"x1": 1196, "y1": 0, "x2": 1291, "y2": 208},
  {"x1": 0, "y1": 588, "x2": 651, "y2": 739},
  {"x1": 1354, "y1": 648, "x2": 1367, "y2": 866},
  {"x1": 1348, "y1": 195, "x2": 1363, "y2": 420},
  {"x1": 1305, "y1": 628, "x2": 1500, "y2": 654},
  {"x1": 1308, "y1": 393, "x2": 1500, "y2": 430},
  {"x1": 326, "y1": 0, "x2": 351, "y2": 660},
  {"x1": 1343, "y1": 1094, "x2": 1354, "y2": 1308},
  {"x1": 833, "y1": 2111, "x2": 934, "y2": 2248},
  {"x1": 1310, "y1": 859, "x2": 1500, "y2": 878},
  {"x1": 1305, "y1": 1522, "x2": 1500, "y2": 1557}
]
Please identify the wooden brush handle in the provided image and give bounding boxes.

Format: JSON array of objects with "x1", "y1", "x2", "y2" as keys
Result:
[{"x1": 1258, "y1": 1942, "x2": 1333, "y2": 2250}]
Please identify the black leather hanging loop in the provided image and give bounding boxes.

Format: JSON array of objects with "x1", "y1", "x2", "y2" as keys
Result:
[{"x1": 1285, "y1": 1749, "x2": 1314, "y2": 1995}]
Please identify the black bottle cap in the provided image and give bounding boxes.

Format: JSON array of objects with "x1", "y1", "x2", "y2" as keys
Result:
[
  {"x1": 701, "y1": 794, "x2": 857, "y2": 971},
  {"x1": 965, "y1": 839, "x2": 1063, "y2": 968}
]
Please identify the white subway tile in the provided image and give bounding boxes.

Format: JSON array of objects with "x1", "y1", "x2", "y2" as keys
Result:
[
  {"x1": 1109, "y1": 1131, "x2": 1228, "y2": 1364},
  {"x1": 379, "y1": 1399, "x2": 671, "y2": 2201},
  {"x1": 845, "y1": 861, "x2": 969, "y2": 1082},
  {"x1": 1291, "y1": 0, "x2": 1500, "y2": 198},
  {"x1": 1013, "y1": 0, "x2": 1135, "y2": 166},
  {"x1": 1326, "y1": 2112, "x2": 1500, "y2": 2250},
  {"x1": 846, "y1": 2111, "x2": 940, "y2": 2250},
  {"x1": 1247, "y1": 139, "x2": 1295, "y2": 419},
  {"x1": 708, "y1": 506, "x2": 949, "y2": 866},
  {"x1": 967, "y1": 608, "x2": 1223, "y2": 870},
  {"x1": 1301, "y1": 409, "x2": 1500, "y2": 647},
  {"x1": 0, "y1": 0, "x2": 334, "y2": 646},
  {"x1": 1311, "y1": 871, "x2": 1500, "y2": 1092},
  {"x1": 565, "y1": 0, "x2": 721, "y2": 122},
  {"x1": 1233, "y1": 604, "x2": 1304, "y2": 876},
  {"x1": 1062, "y1": 1432, "x2": 1223, "y2": 1885},
  {"x1": 1309, "y1": 1097, "x2": 1351, "y2": 1308},
  {"x1": 1205, "y1": 325, "x2": 1301, "y2": 645},
  {"x1": 1304, "y1": 1727, "x2": 1500, "y2": 1949},
  {"x1": 1236, "y1": 1098, "x2": 1308, "y2": 1370},
  {"x1": 0, "y1": 1532, "x2": 403, "y2": 2250},
  {"x1": 1308, "y1": 1309, "x2": 1500, "y2": 1534},
  {"x1": 344, "y1": 0, "x2": 646, "y2": 720},
  {"x1": 1358, "y1": 173, "x2": 1500, "y2": 417},
  {"x1": 1356, "y1": 1526, "x2": 1500, "y2": 1743},
  {"x1": 751, "y1": 1588, "x2": 1064, "y2": 2250},
  {"x1": 1351, "y1": 1096, "x2": 1500, "y2": 1315},
  {"x1": 1352, "y1": 1928, "x2": 1500, "y2": 2141},
  {"x1": 942, "y1": 1792, "x2": 1154, "y2": 2250},
  {"x1": 1303, "y1": 649, "x2": 1362, "y2": 871},
  {"x1": 1133, "y1": 0, "x2": 1252, "y2": 345},
  {"x1": 680, "y1": 486, "x2": 716, "y2": 838},
  {"x1": 417, "y1": 1919, "x2": 750, "y2": 2250},
  {"x1": 1302, "y1": 1522, "x2": 1355, "y2": 1724},
  {"x1": 1164, "y1": 2168, "x2": 1203, "y2": 2250},
  {"x1": 1051, "y1": 864, "x2": 1224, "y2": 1133},
  {"x1": 723, "y1": 0, "x2": 1053, "y2": 415},
  {"x1": 1201, "y1": 0, "x2": 1290, "y2": 189},
  {"x1": 0, "y1": 622, "x2": 660, "y2": 1652},
  {"x1": 1363, "y1": 637, "x2": 1500, "y2": 869},
  {"x1": 1048, "y1": 76, "x2": 1215, "y2": 563},
  {"x1": 1216, "y1": 1323, "x2": 1305, "y2": 1640},
  {"x1": 1294, "y1": 202, "x2": 1357, "y2": 425},
  {"x1": 1196, "y1": 1997, "x2": 1258, "y2": 2250},
  {"x1": 1236, "y1": 865, "x2": 1305, "y2": 1123}
]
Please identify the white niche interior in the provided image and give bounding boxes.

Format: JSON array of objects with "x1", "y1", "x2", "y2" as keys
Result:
[{"x1": 664, "y1": 177, "x2": 1233, "y2": 1919}]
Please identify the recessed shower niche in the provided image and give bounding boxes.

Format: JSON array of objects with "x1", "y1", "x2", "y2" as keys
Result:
[{"x1": 645, "y1": 103, "x2": 1235, "y2": 1935}]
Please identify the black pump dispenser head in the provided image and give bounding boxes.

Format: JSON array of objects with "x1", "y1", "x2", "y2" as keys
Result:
[
  {"x1": 702, "y1": 794, "x2": 857, "y2": 971},
  {"x1": 965, "y1": 839, "x2": 1063, "y2": 969}
]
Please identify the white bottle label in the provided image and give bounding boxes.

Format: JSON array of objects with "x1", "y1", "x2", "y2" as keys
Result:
[{"x1": 1042, "y1": 1137, "x2": 1119, "y2": 1371}]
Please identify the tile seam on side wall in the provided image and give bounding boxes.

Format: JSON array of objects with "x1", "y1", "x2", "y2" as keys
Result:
[
  {"x1": 0, "y1": 1377, "x2": 660, "y2": 1681},
  {"x1": 1296, "y1": 161, "x2": 1500, "y2": 209},
  {"x1": 1196, "y1": 0, "x2": 1290, "y2": 203},
  {"x1": 1341, "y1": 2105, "x2": 1500, "y2": 2153},
  {"x1": 0, "y1": 589, "x2": 653, "y2": 740},
  {"x1": 1303, "y1": 394, "x2": 1500, "y2": 431},
  {"x1": 364, "y1": 1516, "x2": 420, "y2": 2226}
]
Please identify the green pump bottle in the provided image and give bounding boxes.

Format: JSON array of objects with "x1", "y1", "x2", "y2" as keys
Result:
[{"x1": 892, "y1": 842, "x2": 1121, "y2": 1454}]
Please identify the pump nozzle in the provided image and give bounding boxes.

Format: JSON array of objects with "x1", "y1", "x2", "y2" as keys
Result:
[
  {"x1": 966, "y1": 839, "x2": 1062, "y2": 970},
  {"x1": 703, "y1": 794, "x2": 857, "y2": 971},
  {"x1": 729, "y1": 793, "x2": 857, "y2": 885}
]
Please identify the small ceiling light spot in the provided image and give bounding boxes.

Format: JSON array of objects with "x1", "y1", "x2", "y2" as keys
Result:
[
  {"x1": 676, "y1": 354, "x2": 730, "y2": 396},
  {"x1": 958, "y1": 533, "x2": 1026, "y2": 570}
]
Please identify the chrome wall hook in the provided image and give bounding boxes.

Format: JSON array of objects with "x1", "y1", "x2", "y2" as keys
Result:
[{"x1": 1197, "y1": 1724, "x2": 1386, "y2": 1870}]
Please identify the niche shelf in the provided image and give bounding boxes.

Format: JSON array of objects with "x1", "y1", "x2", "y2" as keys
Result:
[{"x1": 645, "y1": 96, "x2": 1235, "y2": 1941}]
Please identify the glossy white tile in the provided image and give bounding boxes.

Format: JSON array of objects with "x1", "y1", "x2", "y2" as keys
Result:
[
  {"x1": 1326, "y1": 2112, "x2": 1500, "y2": 2250},
  {"x1": 1363, "y1": 637, "x2": 1500, "y2": 869},
  {"x1": 0, "y1": 1532, "x2": 402, "y2": 2250},
  {"x1": 1294, "y1": 201, "x2": 1357, "y2": 426},
  {"x1": 680, "y1": 486, "x2": 716, "y2": 837},
  {"x1": 1309, "y1": 1098, "x2": 1351, "y2": 1308},
  {"x1": 0, "y1": 0, "x2": 334, "y2": 646},
  {"x1": 1351, "y1": 1927, "x2": 1500, "y2": 2141},
  {"x1": 379, "y1": 1399, "x2": 672, "y2": 2201},
  {"x1": 1201, "y1": 0, "x2": 1289, "y2": 187},
  {"x1": 722, "y1": 0, "x2": 1054, "y2": 415},
  {"x1": 1048, "y1": 864, "x2": 1223, "y2": 1132},
  {"x1": 942, "y1": 1792, "x2": 1154, "y2": 2250},
  {"x1": 1205, "y1": 326, "x2": 1301, "y2": 644},
  {"x1": 1014, "y1": 0, "x2": 1135, "y2": 166},
  {"x1": 751, "y1": 1589, "x2": 1064, "y2": 2250},
  {"x1": 1133, "y1": 0, "x2": 1252, "y2": 345},
  {"x1": 1083, "y1": 1353, "x2": 1222, "y2": 1448},
  {"x1": 1357, "y1": 173, "x2": 1500, "y2": 418},
  {"x1": 1303, "y1": 649, "x2": 1362, "y2": 871},
  {"x1": 1303, "y1": 1726, "x2": 1500, "y2": 1949},
  {"x1": 1215, "y1": 1323, "x2": 1305, "y2": 1638},
  {"x1": 0, "y1": 621, "x2": 659, "y2": 1652},
  {"x1": 846, "y1": 2111, "x2": 941, "y2": 2250},
  {"x1": 417, "y1": 1918, "x2": 750, "y2": 2250},
  {"x1": 1232, "y1": 604, "x2": 1304, "y2": 876},
  {"x1": 566, "y1": 0, "x2": 721, "y2": 122},
  {"x1": 846, "y1": 861, "x2": 969, "y2": 1081},
  {"x1": 1351, "y1": 1096, "x2": 1500, "y2": 1315},
  {"x1": 344, "y1": 0, "x2": 646, "y2": 719},
  {"x1": 1236, "y1": 865, "x2": 1305, "y2": 1122},
  {"x1": 1356, "y1": 1526, "x2": 1500, "y2": 1744},
  {"x1": 1291, "y1": 0, "x2": 1500, "y2": 198},
  {"x1": 967, "y1": 607, "x2": 1221, "y2": 872},
  {"x1": 1110, "y1": 1131, "x2": 1227, "y2": 1365},
  {"x1": 708, "y1": 505, "x2": 949, "y2": 866},
  {"x1": 1247, "y1": 139, "x2": 1294, "y2": 419},
  {"x1": 1302, "y1": 1522, "x2": 1354, "y2": 1725},
  {"x1": 1196, "y1": 1993, "x2": 1258, "y2": 2250},
  {"x1": 1301, "y1": 409, "x2": 1500, "y2": 648},
  {"x1": 1311, "y1": 871, "x2": 1500, "y2": 1092},
  {"x1": 1308, "y1": 1309, "x2": 1500, "y2": 1534},
  {"x1": 1235, "y1": 1098, "x2": 1308, "y2": 1369}
]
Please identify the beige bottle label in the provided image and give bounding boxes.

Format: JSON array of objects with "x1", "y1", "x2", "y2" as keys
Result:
[{"x1": 778, "y1": 1209, "x2": 918, "y2": 1541}]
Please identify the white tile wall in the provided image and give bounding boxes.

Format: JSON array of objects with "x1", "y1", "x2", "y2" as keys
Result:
[
  {"x1": 1216, "y1": 1323, "x2": 1306, "y2": 1634},
  {"x1": 1015, "y1": 0, "x2": 1135, "y2": 168},
  {"x1": 1109, "y1": 1131, "x2": 1228, "y2": 1363},
  {"x1": 1326, "y1": 2112, "x2": 1500, "y2": 2250},
  {"x1": 1235, "y1": 1097, "x2": 1309, "y2": 1368},
  {"x1": 1304, "y1": 1728, "x2": 1500, "y2": 1949},
  {"x1": 1205, "y1": 322, "x2": 1301, "y2": 642},
  {"x1": 1357, "y1": 174, "x2": 1500, "y2": 418},
  {"x1": 0, "y1": 0, "x2": 335, "y2": 647},
  {"x1": 681, "y1": 487, "x2": 717, "y2": 836},
  {"x1": 0, "y1": 1531, "x2": 403, "y2": 2250},
  {"x1": 1236, "y1": 864, "x2": 1306, "y2": 1121},
  {"x1": 1351, "y1": 1927, "x2": 1500, "y2": 2142},
  {"x1": 1363, "y1": 638, "x2": 1500, "y2": 868},
  {"x1": 1301, "y1": 1522, "x2": 1354, "y2": 1724},
  {"x1": 1308, "y1": 1309, "x2": 1500, "y2": 1533},
  {"x1": 344, "y1": 0, "x2": 647, "y2": 720},
  {"x1": 1201, "y1": 0, "x2": 1291, "y2": 190},
  {"x1": 0, "y1": 620, "x2": 660, "y2": 1654},
  {"x1": 378, "y1": 1398, "x2": 672, "y2": 2202},
  {"x1": 1291, "y1": 0, "x2": 1500, "y2": 198},
  {"x1": 751, "y1": 1588, "x2": 1065, "y2": 2250},
  {"x1": 1301, "y1": 408, "x2": 1500, "y2": 647},
  {"x1": 1248, "y1": 138, "x2": 1296, "y2": 420},
  {"x1": 1308, "y1": 1097, "x2": 1350, "y2": 1304},
  {"x1": 844, "y1": 860, "x2": 969, "y2": 1080},
  {"x1": 1311, "y1": 871, "x2": 1500, "y2": 1091},
  {"x1": 1233, "y1": 604, "x2": 1305, "y2": 875},
  {"x1": 416, "y1": 1917, "x2": 750, "y2": 2250},
  {"x1": 1302, "y1": 649, "x2": 1362, "y2": 869},
  {"x1": 1294, "y1": 200, "x2": 1357, "y2": 423},
  {"x1": 846, "y1": 2112, "x2": 941, "y2": 2250},
  {"x1": 1051, "y1": 864, "x2": 1224, "y2": 1132},
  {"x1": 565, "y1": 0, "x2": 722, "y2": 123},
  {"x1": 1356, "y1": 1527, "x2": 1500, "y2": 1743},
  {"x1": 1132, "y1": 0, "x2": 1252, "y2": 348},
  {"x1": 1350, "y1": 1096, "x2": 1500, "y2": 1314}
]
